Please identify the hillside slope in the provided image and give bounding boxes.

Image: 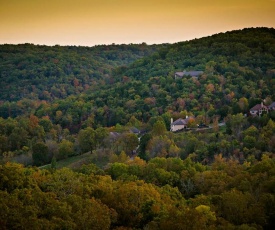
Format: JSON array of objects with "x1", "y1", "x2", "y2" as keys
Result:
[
  {"x1": 62, "y1": 27, "x2": 274, "y2": 126},
  {"x1": 0, "y1": 28, "x2": 274, "y2": 127},
  {"x1": 120, "y1": 27, "x2": 275, "y2": 80},
  {"x1": 0, "y1": 43, "x2": 164, "y2": 101}
]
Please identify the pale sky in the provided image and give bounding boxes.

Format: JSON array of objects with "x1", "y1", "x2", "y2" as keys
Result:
[{"x1": 0, "y1": 0, "x2": 275, "y2": 46}]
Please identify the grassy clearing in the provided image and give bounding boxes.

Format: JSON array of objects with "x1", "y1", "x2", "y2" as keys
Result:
[
  {"x1": 39, "y1": 151, "x2": 111, "y2": 170},
  {"x1": 39, "y1": 152, "x2": 93, "y2": 170},
  {"x1": 56, "y1": 153, "x2": 93, "y2": 169}
]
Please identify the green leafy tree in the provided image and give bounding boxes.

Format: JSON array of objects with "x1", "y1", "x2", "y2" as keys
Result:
[
  {"x1": 50, "y1": 157, "x2": 57, "y2": 171},
  {"x1": 119, "y1": 133, "x2": 139, "y2": 155},
  {"x1": 78, "y1": 127, "x2": 96, "y2": 154},
  {"x1": 58, "y1": 140, "x2": 74, "y2": 160},
  {"x1": 228, "y1": 114, "x2": 246, "y2": 140},
  {"x1": 95, "y1": 127, "x2": 109, "y2": 149},
  {"x1": 0, "y1": 135, "x2": 8, "y2": 155},
  {"x1": 243, "y1": 136, "x2": 256, "y2": 149},
  {"x1": 9, "y1": 127, "x2": 28, "y2": 151},
  {"x1": 138, "y1": 133, "x2": 152, "y2": 160},
  {"x1": 39, "y1": 118, "x2": 53, "y2": 132},
  {"x1": 238, "y1": 97, "x2": 249, "y2": 113},
  {"x1": 152, "y1": 120, "x2": 166, "y2": 136},
  {"x1": 32, "y1": 142, "x2": 50, "y2": 166},
  {"x1": 107, "y1": 162, "x2": 129, "y2": 180},
  {"x1": 243, "y1": 125, "x2": 258, "y2": 137}
]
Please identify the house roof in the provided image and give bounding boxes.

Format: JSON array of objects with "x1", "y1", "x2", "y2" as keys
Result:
[
  {"x1": 268, "y1": 102, "x2": 275, "y2": 108},
  {"x1": 250, "y1": 103, "x2": 268, "y2": 111},
  {"x1": 130, "y1": 127, "x2": 140, "y2": 133},
  {"x1": 172, "y1": 117, "x2": 194, "y2": 126},
  {"x1": 172, "y1": 118, "x2": 187, "y2": 126},
  {"x1": 175, "y1": 71, "x2": 203, "y2": 77},
  {"x1": 110, "y1": 132, "x2": 120, "y2": 138}
]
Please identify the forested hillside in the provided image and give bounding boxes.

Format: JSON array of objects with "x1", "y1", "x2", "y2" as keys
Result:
[
  {"x1": 121, "y1": 27, "x2": 275, "y2": 79},
  {"x1": 0, "y1": 43, "x2": 163, "y2": 101},
  {"x1": 1, "y1": 28, "x2": 275, "y2": 229},
  {"x1": 1, "y1": 28, "x2": 274, "y2": 126},
  {"x1": 1, "y1": 156, "x2": 275, "y2": 229}
]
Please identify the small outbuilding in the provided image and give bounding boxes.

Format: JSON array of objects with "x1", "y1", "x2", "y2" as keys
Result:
[
  {"x1": 170, "y1": 116, "x2": 194, "y2": 132},
  {"x1": 174, "y1": 71, "x2": 203, "y2": 79}
]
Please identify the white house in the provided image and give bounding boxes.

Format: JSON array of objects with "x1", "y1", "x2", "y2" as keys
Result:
[
  {"x1": 249, "y1": 102, "x2": 269, "y2": 116},
  {"x1": 170, "y1": 116, "x2": 193, "y2": 132},
  {"x1": 174, "y1": 71, "x2": 203, "y2": 79}
]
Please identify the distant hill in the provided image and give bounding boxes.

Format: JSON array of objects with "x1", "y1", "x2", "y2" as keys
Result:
[
  {"x1": 119, "y1": 27, "x2": 275, "y2": 80},
  {"x1": 0, "y1": 28, "x2": 274, "y2": 127},
  {"x1": 0, "y1": 43, "x2": 164, "y2": 101},
  {"x1": 70, "y1": 27, "x2": 274, "y2": 126}
]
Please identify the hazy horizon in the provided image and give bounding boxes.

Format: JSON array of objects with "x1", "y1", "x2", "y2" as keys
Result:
[{"x1": 1, "y1": 0, "x2": 275, "y2": 46}]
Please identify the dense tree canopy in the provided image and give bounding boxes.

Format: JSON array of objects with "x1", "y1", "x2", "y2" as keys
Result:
[
  {"x1": 0, "y1": 154, "x2": 275, "y2": 229},
  {"x1": 1, "y1": 27, "x2": 275, "y2": 229}
]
